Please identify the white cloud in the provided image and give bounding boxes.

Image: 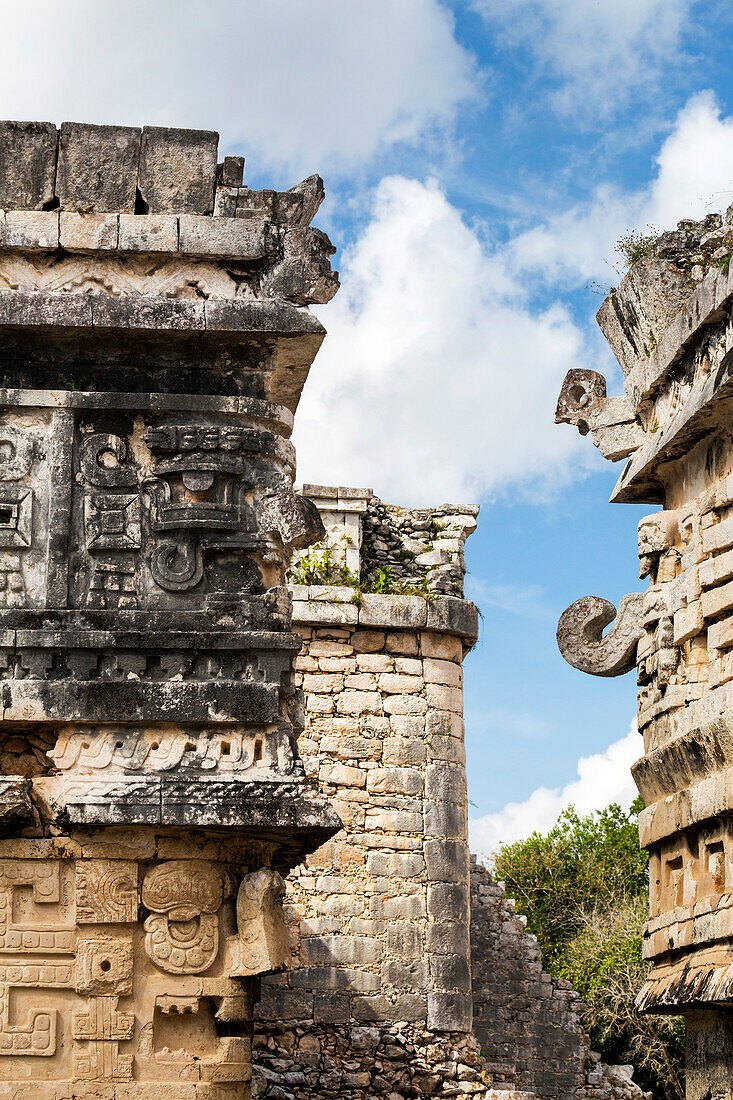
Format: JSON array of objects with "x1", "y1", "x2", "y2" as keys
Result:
[
  {"x1": 468, "y1": 722, "x2": 641, "y2": 860},
  {"x1": 511, "y1": 91, "x2": 733, "y2": 286},
  {"x1": 296, "y1": 175, "x2": 592, "y2": 504},
  {"x1": 466, "y1": 580, "x2": 558, "y2": 624},
  {"x1": 474, "y1": 0, "x2": 691, "y2": 118},
  {"x1": 0, "y1": 0, "x2": 475, "y2": 178}
]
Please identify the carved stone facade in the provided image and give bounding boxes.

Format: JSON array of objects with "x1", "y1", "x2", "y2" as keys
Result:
[
  {"x1": 555, "y1": 216, "x2": 733, "y2": 1098},
  {"x1": 0, "y1": 120, "x2": 340, "y2": 1098}
]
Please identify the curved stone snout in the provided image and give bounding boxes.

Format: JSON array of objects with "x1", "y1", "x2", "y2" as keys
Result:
[
  {"x1": 555, "y1": 368, "x2": 642, "y2": 462},
  {"x1": 557, "y1": 592, "x2": 644, "y2": 676}
]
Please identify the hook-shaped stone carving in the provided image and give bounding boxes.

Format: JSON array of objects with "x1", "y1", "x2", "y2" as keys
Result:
[{"x1": 557, "y1": 593, "x2": 644, "y2": 677}]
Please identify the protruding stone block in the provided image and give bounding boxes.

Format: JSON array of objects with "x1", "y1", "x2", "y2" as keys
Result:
[
  {"x1": 0, "y1": 120, "x2": 57, "y2": 209},
  {"x1": 139, "y1": 126, "x2": 218, "y2": 214},
  {"x1": 57, "y1": 122, "x2": 141, "y2": 212}
]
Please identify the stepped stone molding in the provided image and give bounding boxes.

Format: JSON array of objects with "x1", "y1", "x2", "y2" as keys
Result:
[
  {"x1": 555, "y1": 212, "x2": 733, "y2": 1096},
  {"x1": 0, "y1": 118, "x2": 341, "y2": 1099}
]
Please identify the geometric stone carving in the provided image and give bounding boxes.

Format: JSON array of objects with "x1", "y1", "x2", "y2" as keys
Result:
[
  {"x1": 142, "y1": 862, "x2": 222, "y2": 974},
  {"x1": 76, "y1": 934, "x2": 134, "y2": 995},
  {"x1": 75, "y1": 861, "x2": 138, "y2": 924},
  {"x1": 0, "y1": 489, "x2": 32, "y2": 548},
  {"x1": 84, "y1": 493, "x2": 141, "y2": 550}
]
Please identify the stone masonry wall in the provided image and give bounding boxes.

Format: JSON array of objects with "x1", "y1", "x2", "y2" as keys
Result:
[
  {"x1": 471, "y1": 861, "x2": 649, "y2": 1100},
  {"x1": 253, "y1": 487, "x2": 648, "y2": 1100}
]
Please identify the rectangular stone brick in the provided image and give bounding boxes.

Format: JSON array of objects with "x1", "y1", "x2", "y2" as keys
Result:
[
  {"x1": 337, "y1": 689, "x2": 383, "y2": 715},
  {"x1": 139, "y1": 126, "x2": 218, "y2": 214},
  {"x1": 359, "y1": 594, "x2": 427, "y2": 628},
  {"x1": 0, "y1": 120, "x2": 57, "y2": 209},
  {"x1": 427, "y1": 991, "x2": 472, "y2": 1031},
  {"x1": 423, "y1": 657, "x2": 462, "y2": 685},
  {"x1": 382, "y1": 737, "x2": 426, "y2": 766},
  {"x1": 319, "y1": 762, "x2": 366, "y2": 788},
  {"x1": 378, "y1": 672, "x2": 424, "y2": 693},
  {"x1": 383, "y1": 694, "x2": 428, "y2": 715},
  {"x1": 300, "y1": 934, "x2": 378, "y2": 966},
  {"x1": 426, "y1": 764, "x2": 466, "y2": 803},
  {"x1": 352, "y1": 993, "x2": 427, "y2": 1024},
  {"x1": 57, "y1": 122, "x2": 141, "y2": 212},
  {"x1": 290, "y1": 965, "x2": 379, "y2": 992},
  {"x1": 179, "y1": 213, "x2": 268, "y2": 260},
  {"x1": 428, "y1": 882, "x2": 468, "y2": 922},
  {"x1": 118, "y1": 212, "x2": 178, "y2": 252},
  {"x1": 255, "y1": 988, "x2": 313, "y2": 1021},
  {"x1": 344, "y1": 672, "x2": 377, "y2": 690},
  {"x1": 370, "y1": 891, "x2": 426, "y2": 920},
  {"x1": 367, "y1": 767, "x2": 423, "y2": 795},
  {"x1": 420, "y1": 631, "x2": 462, "y2": 660},
  {"x1": 424, "y1": 800, "x2": 466, "y2": 839},
  {"x1": 430, "y1": 953, "x2": 471, "y2": 991},
  {"x1": 0, "y1": 209, "x2": 58, "y2": 250},
  {"x1": 366, "y1": 851, "x2": 425, "y2": 878},
  {"x1": 426, "y1": 683, "x2": 463, "y2": 712},
  {"x1": 59, "y1": 211, "x2": 119, "y2": 251}
]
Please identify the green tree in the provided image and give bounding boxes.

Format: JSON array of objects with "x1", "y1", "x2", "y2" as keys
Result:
[{"x1": 493, "y1": 800, "x2": 684, "y2": 1099}]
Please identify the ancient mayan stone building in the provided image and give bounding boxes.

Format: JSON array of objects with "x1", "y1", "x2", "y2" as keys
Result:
[
  {"x1": 556, "y1": 211, "x2": 733, "y2": 1099},
  {"x1": 0, "y1": 119, "x2": 341, "y2": 1098},
  {"x1": 0, "y1": 118, "x2": 652, "y2": 1100}
]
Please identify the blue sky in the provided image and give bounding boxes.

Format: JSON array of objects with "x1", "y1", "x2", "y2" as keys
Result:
[{"x1": 2, "y1": 0, "x2": 733, "y2": 852}]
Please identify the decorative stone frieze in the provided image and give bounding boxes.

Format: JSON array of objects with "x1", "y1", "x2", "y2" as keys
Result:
[
  {"x1": 555, "y1": 215, "x2": 733, "y2": 1097},
  {"x1": 0, "y1": 119, "x2": 341, "y2": 1099}
]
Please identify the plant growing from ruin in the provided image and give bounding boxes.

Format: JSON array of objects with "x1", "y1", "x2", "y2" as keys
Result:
[
  {"x1": 616, "y1": 227, "x2": 659, "y2": 269},
  {"x1": 494, "y1": 799, "x2": 683, "y2": 1099}
]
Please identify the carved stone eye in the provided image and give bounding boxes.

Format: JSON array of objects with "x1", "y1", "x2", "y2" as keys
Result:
[{"x1": 182, "y1": 471, "x2": 214, "y2": 492}]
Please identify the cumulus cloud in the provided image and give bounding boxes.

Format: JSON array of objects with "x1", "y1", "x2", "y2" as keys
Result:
[
  {"x1": 296, "y1": 175, "x2": 592, "y2": 503},
  {"x1": 0, "y1": 0, "x2": 476, "y2": 178},
  {"x1": 511, "y1": 91, "x2": 733, "y2": 286},
  {"x1": 468, "y1": 721, "x2": 641, "y2": 859},
  {"x1": 474, "y1": 0, "x2": 691, "y2": 118}
]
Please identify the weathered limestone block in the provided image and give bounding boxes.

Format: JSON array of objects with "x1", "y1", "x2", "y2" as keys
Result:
[
  {"x1": 0, "y1": 121, "x2": 57, "y2": 210},
  {"x1": 57, "y1": 123, "x2": 141, "y2": 212},
  {"x1": 138, "y1": 126, "x2": 218, "y2": 214},
  {"x1": 596, "y1": 256, "x2": 691, "y2": 375}
]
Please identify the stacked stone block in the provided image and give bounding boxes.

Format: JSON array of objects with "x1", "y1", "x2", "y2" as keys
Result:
[{"x1": 470, "y1": 861, "x2": 649, "y2": 1100}]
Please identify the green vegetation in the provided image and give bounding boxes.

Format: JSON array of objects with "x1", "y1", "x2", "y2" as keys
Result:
[
  {"x1": 287, "y1": 545, "x2": 431, "y2": 597},
  {"x1": 493, "y1": 801, "x2": 684, "y2": 1099},
  {"x1": 616, "y1": 228, "x2": 659, "y2": 269}
]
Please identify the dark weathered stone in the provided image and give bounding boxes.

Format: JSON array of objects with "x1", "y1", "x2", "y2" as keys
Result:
[
  {"x1": 57, "y1": 122, "x2": 141, "y2": 212},
  {"x1": 218, "y1": 155, "x2": 245, "y2": 187},
  {"x1": 0, "y1": 121, "x2": 57, "y2": 209},
  {"x1": 139, "y1": 125, "x2": 218, "y2": 214}
]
